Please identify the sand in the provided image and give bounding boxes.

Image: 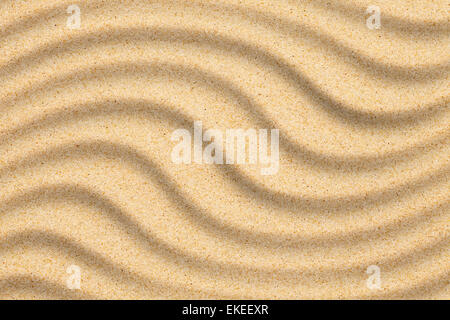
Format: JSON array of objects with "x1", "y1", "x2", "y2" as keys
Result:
[{"x1": 0, "y1": 0, "x2": 448, "y2": 299}]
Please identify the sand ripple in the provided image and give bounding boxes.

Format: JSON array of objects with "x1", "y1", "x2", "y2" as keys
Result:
[{"x1": 0, "y1": 0, "x2": 448, "y2": 299}]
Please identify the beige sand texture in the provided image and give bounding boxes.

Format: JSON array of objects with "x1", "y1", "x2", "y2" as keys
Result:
[{"x1": 0, "y1": 0, "x2": 448, "y2": 299}]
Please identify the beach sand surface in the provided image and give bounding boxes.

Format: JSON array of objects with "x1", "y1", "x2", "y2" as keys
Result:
[{"x1": 0, "y1": 0, "x2": 448, "y2": 299}]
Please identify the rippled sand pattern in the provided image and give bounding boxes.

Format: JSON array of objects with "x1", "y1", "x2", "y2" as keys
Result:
[{"x1": 0, "y1": 0, "x2": 448, "y2": 299}]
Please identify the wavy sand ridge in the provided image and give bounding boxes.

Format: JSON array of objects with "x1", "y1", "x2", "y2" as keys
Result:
[{"x1": 0, "y1": 0, "x2": 448, "y2": 299}]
